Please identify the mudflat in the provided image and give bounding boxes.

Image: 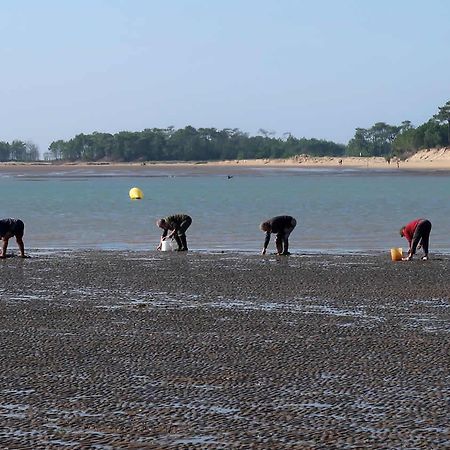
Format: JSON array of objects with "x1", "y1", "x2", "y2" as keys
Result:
[{"x1": 1, "y1": 251, "x2": 449, "y2": 449}]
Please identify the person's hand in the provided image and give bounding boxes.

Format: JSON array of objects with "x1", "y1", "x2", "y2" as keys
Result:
[{"x1": 156, "y1": 244, "x2": 162, "y2": 251}]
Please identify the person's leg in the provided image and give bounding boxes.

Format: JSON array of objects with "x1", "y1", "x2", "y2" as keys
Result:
[
  {"x1": 282, "y1": 231, "x2": 290, "y2": 255},
  {"x1": 179, "y1": 234, "x2": 188, "y2": 251},
  {"x1": 419, "y1": 220, "x2": 432, "y2": 258},
  {"x1": 1, "y1": 237, "x2": 9, "y2": 258},
  {"x1": 14, "y1": 221, "x2": 25, "y2": 257},
  {"x1": 411, "y1": 220, "x2": 431, "y2": 259},
  {"x1": 281, "y1": 219, "x2": 296, "y2": 255},
  {"x1": 16, "y1": 236, "x2": 25, "y2": 257},
  {"x1": 178, "y1": 217, "x2": 192, "y2": 235},
  {"x1": 173, "y1": 234, "x2": 183, "y2": 250},
  {"x1": 275, "y1": 233, "x2": 283, "y2": 254},
  {"x1": 176, "y1": 217, "x2": 191, "y2": 251},
  {"x1": 410, "y1": 226, "x2": 422, "y2": 257}
]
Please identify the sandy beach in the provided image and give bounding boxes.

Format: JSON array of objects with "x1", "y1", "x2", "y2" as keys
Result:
[
  {"x1": 209, "y1": 147, "x2": 450, "y2": 171},
  {"x1": 1, "y1": 147, "x2": 450, "y2": 173},
  {"x1": 1, "y1": 251, "x2": 449, "y2": 449}
]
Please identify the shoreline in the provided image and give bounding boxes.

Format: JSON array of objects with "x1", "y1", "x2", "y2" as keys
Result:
[
  {"x1": 1, "y1": 251, "x2": 449, "y2": 448},
  {"x1": 14, "y1": 247, "x2": 450, "y2": 258},
  {"x1": 1, "y1": 147, "x2": 450, "y2": 172}
]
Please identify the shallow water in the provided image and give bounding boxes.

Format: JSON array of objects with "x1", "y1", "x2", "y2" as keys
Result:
[{"x1": 1, "y1": 165, "x2": 449, "y2": 253}]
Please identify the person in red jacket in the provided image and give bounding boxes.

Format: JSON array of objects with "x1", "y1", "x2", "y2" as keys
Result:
[{"x1": 399, "y1": 218, "x2": 432, "y2": 261}]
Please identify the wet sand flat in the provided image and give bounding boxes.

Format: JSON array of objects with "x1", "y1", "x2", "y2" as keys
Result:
[{"x1": 0, "y1": 251, "x2": 449, "y2": 449}]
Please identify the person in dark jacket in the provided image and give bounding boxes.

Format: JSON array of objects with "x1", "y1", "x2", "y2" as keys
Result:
[
  {"x1": 260, "y1": 215, "x2": 297, "y2": 255},
  {"x1": 156, "y1": 214, "x2": 192, "y2": 251},
  {"x1": 0, "y1": 218, "x2": 26, "y2": 258},
  {"x1": 400, "y1": 218, "x2": 432, "y2": 260}
]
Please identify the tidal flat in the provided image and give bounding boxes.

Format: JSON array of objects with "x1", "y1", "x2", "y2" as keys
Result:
[{"x1": 0, "y1": 251, "x2": 449, "y2": 449}]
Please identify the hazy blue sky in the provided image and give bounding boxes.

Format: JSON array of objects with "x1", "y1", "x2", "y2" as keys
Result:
[{"x1": 1, "y1": 0, "x2": 449, "y2": 153}]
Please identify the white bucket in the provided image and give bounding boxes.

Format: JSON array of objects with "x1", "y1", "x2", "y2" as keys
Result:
[{"x1": 161, "y1": 240, "x2": 172, "y2": 252}]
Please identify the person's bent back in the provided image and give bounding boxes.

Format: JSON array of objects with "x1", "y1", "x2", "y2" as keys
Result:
[
  {"x1": 0, "y1": 218, "x2": 26, "y2": 258},
  {"x1": 260, "y1": 215, "x2": 297, "y2": 255}
]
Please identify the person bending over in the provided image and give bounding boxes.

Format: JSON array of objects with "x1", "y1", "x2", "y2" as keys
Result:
[
  {"x1": 156, "y1": 214, "x2": 192, "y2": 251},
  {"x1": 400, "y1": 218, "x2": 432, "y2": 261},
  {"x1": 260, "y1": 215, "x2": 297, "y2": 255},
  {"x1": 0, "y1": 218, "x2": 26, "y2": 258}
]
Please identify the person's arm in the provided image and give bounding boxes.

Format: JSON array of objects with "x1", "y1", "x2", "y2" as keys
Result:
[
  {"x1": 403, "y1": 237, "x2": 413, "y2": 260},
  {"x1": 261, "y1": 232, "x2": 270, "y2": 255},
  {"x1": 166, "y1": 222, "x2": 178, "y2": 240},
  {"x1": 1, "y1": 237, "x2": 9, "y2": 258},
  {"x1": 16, "y1": 236, "x2": 25, "y2": 258},
  {"x1": 156, "y1": 229, "x2": 169, "y2": 250}
]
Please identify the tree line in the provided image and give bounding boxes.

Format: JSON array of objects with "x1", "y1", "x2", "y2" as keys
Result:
[
  {"x1": 0, "y1": 140, "x2": 39, "y2": 162},
  {"x1": 347, "y1": 100, "x2": 450, "y2": 159},
  {"x1": 2, "y1": 100, "x2": 448, "y2": 162},
  {"x1": 44, "y1": 127, "x2": 345, "y2": 162}
]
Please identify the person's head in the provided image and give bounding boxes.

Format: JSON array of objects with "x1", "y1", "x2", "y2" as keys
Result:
[
  {"x1": 260, "y1": 221, "x2": 271, "y2": 233},
  {"x1": 399, "y1": 226, "x2": 405, "y2": 237},
  {"x1": 156, "y1": 218, "x2": 167, "y2": 229}
]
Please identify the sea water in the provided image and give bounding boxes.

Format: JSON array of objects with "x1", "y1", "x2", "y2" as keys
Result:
[{"x1": 1, "y1": 165, "x2": 449, "y2": 254}]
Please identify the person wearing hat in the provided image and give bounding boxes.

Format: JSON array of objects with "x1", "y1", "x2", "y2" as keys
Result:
[
  {"x1": 400, "y1": 218, "x2": 432, "y2": 261},
  {"x1": 156, "y1": 214, "x2": 192, "y2": 251},
  {"x1": 0, "y1": 218, "x2": 26, "y2": 258},
  {"x1": 260, "y1": 215, "x2": 297, "y2": 255}
]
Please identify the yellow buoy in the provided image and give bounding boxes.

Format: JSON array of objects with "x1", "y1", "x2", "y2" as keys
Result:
[{"x1": 129, "y1": 187, "x2": 144, "y2": 200}]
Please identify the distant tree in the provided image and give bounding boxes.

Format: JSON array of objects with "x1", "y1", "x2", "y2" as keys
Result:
[
  {"x1": 413, "y1": 120, "x2": 447, "y2": 149},
  {"x1": 48, "y1": 140, "x2": 66, "y2": 160},
  {"x1": 9, "y1": 140, "x2": 27, "y2": 161},
  {"x1": 392, "y1": 122, "x2": 416, "y2": 157},
  {"x1": 347, "y1": 128, "x2": 371, "y2": 156},
  {"x1": 42, "y1": 127, "x2": 337, "y2": 162},
  {"x1": 423, "y1": 120, "x2": 447, "y2": 148},
  {"x1": 258, "y1": 128, "x2": 276, "y2": 138},
  {"x1": 347, "y1": 123, "x2": 400, "y2": 157},
  {"x1": 433, "y1": 100, "x2": 450, "y2": 145},
  {"x1": 401, "y1": 120, "x2": 413, "y2": 131},
  {"x1": 25, "y1": 141, "x2": 39, "y2": 161},
  {"x1": 91, "y1": 132, "x2": 116, "y2": 160},
  {"x1": 0, "y1": 141, "x2": 10, "y2": 161}
]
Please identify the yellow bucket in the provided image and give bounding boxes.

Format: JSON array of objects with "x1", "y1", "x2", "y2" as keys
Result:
[{"x1": 390, "y1": 247, "x2": 403, "y2": 261}]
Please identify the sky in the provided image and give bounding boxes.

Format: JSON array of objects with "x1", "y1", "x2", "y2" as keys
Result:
[{"x1": 1, "y1": 0, "x2": 449, "y2": 154}]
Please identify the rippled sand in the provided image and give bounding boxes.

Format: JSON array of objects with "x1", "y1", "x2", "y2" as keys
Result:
[{"x1": 1, "y1": 251, "x2": 449, "y2": 449}]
